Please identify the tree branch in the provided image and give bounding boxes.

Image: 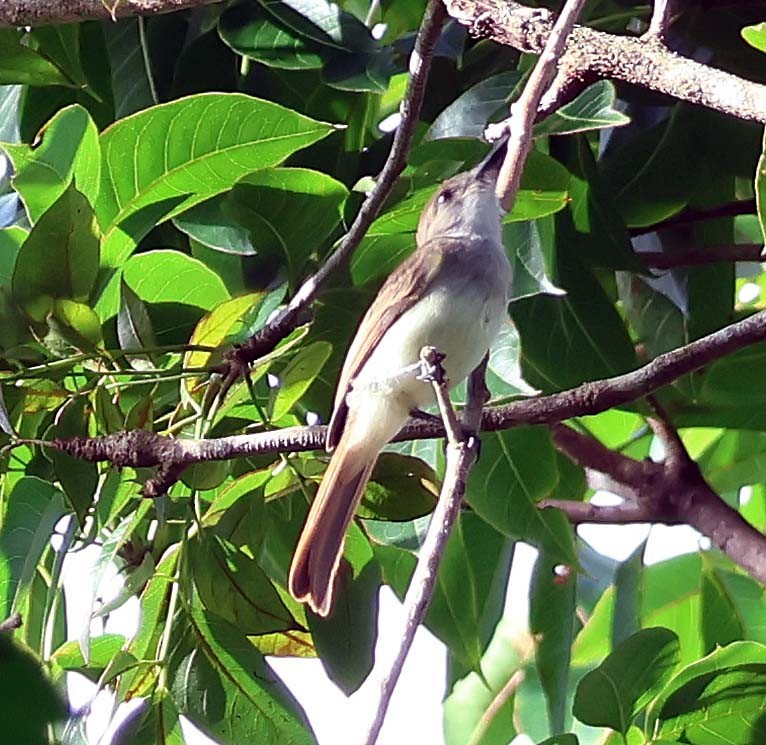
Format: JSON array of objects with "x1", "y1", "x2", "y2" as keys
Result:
[
  {"x1": 486, "y1": 0, "x2": 588, "y2": 210},
  {"x1": 639, "y1": 244, "x2": 765, "y2": 270},
  {"x1": 219, "y1": 0, "x2": 447, "y2": 390},
  {"x1": 546, "y1": 422, "x2": 766, "y2": 583},
  {"x1": 629, "y1": 199, "x2": 758, "y2": 237},
  {"x1": 445, "y1": 0, "x2": 766, "y2": 124},
  {"x1": 360, "y1": 347, "x2": 480, "y2": 745},
  {"x1": 0, "y1": 0, "x2": 221, "y2": 26},
  {"x1": 50, "y1": 309, "x2": 766, "y2": 475}
]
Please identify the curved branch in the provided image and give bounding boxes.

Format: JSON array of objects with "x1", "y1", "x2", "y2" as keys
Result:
[{"x1": 445, "y1": 0, "x2": 766, "y2": 124}]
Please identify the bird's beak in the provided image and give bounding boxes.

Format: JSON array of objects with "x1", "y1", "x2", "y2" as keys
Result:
[{"x1": 474, "y1": 136, "x2": 508, "y2": 183}]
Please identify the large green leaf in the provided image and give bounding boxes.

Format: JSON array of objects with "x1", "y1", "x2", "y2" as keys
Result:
[
  {"x1": 0, "y1": 635, "x2": 67, "y2": 745},
  {"x1": 122, "y1": 250, "x2": 229, "y2": 310},
  {"x1": 535, "y1": 82, "x2": 630, "y2": 137},
  {"x1": 426, "y1": 70, "x2": 524, "y2": 141},
  {"x1": 96, "y1": 93, "x2": 335, "y2": 270},
  {"x1": 189, "y1": 532, "x2": 295, "y2": 634},
  {"x1": 512, "y1": 247, "x2": 636, "y2": 392},
  {"x1": 465, "y1": 427, "x2": 575, "y2": 564},
  {"x1": 306, "y1": 525, "x2": 380, "y2": 694},
  {"x1": 11, "y1": 184, "x2": 100, "y2": 319},
  {"x1": 647, "y1": 641, "x2": 766, "y2": 744},
  {"x1": 373, "y1": 513, "x2": 514, "y2": 673},
  {"x1": 103, "y1": 20, "x2": 156, "y2": 118},
  {"x1": 531, "y1": 551, "x2": 576, "y2": 734},
  {"x1": 0, "y1": 477, "x2": 66, "y2": 618},
  {"x1": 173, "y1": 601, "x2": 315, "y2": 744},
  {"x1": 226, "y1": 167, "x2": 348, "y2": 279},
  {"x1": 573, "y1": 627, "x2": 680, "y2": 734},
  {"x1": 271, "y1": 340, "x2": 332, "y2": 420},
  {"x1": 0, "y1": 30, "x2": 73, "y2": 87},
  {"x1": 1, "y1": 104, "x2": 100, "y2": 222},
  {"x1": 0, "y1": 226, "x2": 25, "y2": 288},
  {"x1": 220, "y1": 2, "x2": 327, "y2": 70}
]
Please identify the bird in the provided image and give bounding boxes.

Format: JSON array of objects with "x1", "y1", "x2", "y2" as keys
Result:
[{"x1": 288, "y1": 142, "x2": 512, "y2": 617}]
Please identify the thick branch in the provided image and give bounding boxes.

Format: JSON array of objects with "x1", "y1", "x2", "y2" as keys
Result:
[
  {"x1": 547, "y1": 423, "x2": 766, "y2": 583},
  {"x1": 0, "y1": 0, "x2": 221, "y2": 26},
  {"x1": 445, "y1": 1, "x2": 766, "y2": 124}
]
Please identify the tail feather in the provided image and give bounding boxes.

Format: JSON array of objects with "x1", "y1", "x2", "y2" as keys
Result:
[{"x1": 288, "y1": 438, "x2": 376, "y2": 617}]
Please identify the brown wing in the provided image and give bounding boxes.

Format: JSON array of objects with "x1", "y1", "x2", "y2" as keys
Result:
[{"x1": 326, "y1": 238, "x2": 462, "y2": 450}]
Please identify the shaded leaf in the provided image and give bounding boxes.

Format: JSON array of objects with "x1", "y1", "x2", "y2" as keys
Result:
[
  {"x1": 535, "y1": 82, "x2": 630, "y2": 137},
  {"x1": 11, "y1": 184, "x2": 100, "y2": 318},
  {"x1": 573, "y1": 627, "x2": 680, "y2": 734}
]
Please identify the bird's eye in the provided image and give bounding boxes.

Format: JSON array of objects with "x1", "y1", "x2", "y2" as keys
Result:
[{"x1": 437, "y1": 188, "x2": 453, "y2": 205}]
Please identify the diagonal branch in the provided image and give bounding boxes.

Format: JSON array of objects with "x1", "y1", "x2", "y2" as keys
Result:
[{"x1": 219, "y1": 0, "x2": 447, "y2": 391}]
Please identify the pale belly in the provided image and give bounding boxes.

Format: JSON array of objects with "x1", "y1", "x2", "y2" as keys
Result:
[{"x1": 350, "y1": 280, "x2": 507, "y2": 413}]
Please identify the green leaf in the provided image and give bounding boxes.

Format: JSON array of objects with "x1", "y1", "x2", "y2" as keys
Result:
[
  {"x1": 183, "y1": 292, "x2": 266, "y2": 394},
  {"x1": 0, "y1": 635, "x2": 67, "y2": 745},
  {"x1": 374, "y1": 513, "x2": 514, "y2": 674},
  {"x1": 742, "y1": 22, "x2": 766, "y2": 54},
  {"x1": 117, "y1": 280, "x2": 157, "y2": 370},
  {"x1": 573, "y1": 627, "x2": 680, "y2": 734},
  {"x1": 226, "y1": 167, "x2": 348, "y2": 279},
  {"x1": 259, "y1": 0, "x2": 376, "y2": 53},
  {"x1": 306, "y1": 525, "x2": 380, "y2": 694},
  {"x1": 122, "y1": 250, "x2": 229, "y2": 309},
  {"x1": 535, "y1": 82, "x2": 630, "y2": 137},
  {"x1": 271, "y1": 340, "x2": 332, "y2": 420},
  {"x1": 486, "y1": 321, "x2": 539, "y2": 397},
  {"x1": 0, "y1": 30, "x2": 73, "y2": 87},
  {"x1": 174, "y1": 195, "x2": 257, "y2": 255},
  {"x1": 647, "y1": 641, "x2": 766, "y2": 744},
  {"x1": 11, "y1": 184, "x2": 100, "y2": 318},
  {"x1": 537, "y1": 736, "x2": 579, "y2": 745},
  {"x1": 700, "y1": 556, "x2": 766, "y2": 651},
  {"x1": 358, "y1": 453, "x2": 437, "y2": 521},
  {"x1": 426, "y1": 70, "x2": 524, "y2": 141},
  {"x1": 443, "y1": 617, "x2": 521, "y2": 745},
  {"x1": 531, "y1": 551, "x2": 576, "y2": 734},
  {"x1": 601, "y1": 106, "x2": 699, "y2": 228},
  {"x1": 103, "y1": 20, "x2": 156, "y2": 118},
  {"x1": 697, "y1": 429, "x2": 766, "y2": 493},
  {"x1": 52, "y1": 633, "x2": 127, "y2": 677},
  {"x1": 220, "y1": 2, "x2": 325, "y2": 69},
  {"x1": 1, "y1": 104, "x2": 100, "y2": 222},
  {"x1": 466, "y1": 427, "x2": 575, "y2": 564},
  {"x1": 0, "y1": 477, "x2": 66, "y2": 618},
  {"x1": 0, "y1": 226, "x2": 25, "y2": 288},
  {"x1": 755, "y1": 130, "x2": 766, "y2": 255},
  {"x1": 512, "y1": 248, "x2": 636, "y2": 392},
  {"x1": 189, "y1": 532, "x2": 295, "y2": 634},
  {"x1": 96, "y1": 93, "x2": 335, "y2": 270},
  {"x1": 505, "y1": 219, "x2": 563, "y2": 301},
  {"x1": 174, "y1": 600, "x2": 315, "y2": 744}
]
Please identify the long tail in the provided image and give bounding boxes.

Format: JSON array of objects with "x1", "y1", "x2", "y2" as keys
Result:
[{"x1": 288, "y1": 430, "x2": 379, "y2": 617}]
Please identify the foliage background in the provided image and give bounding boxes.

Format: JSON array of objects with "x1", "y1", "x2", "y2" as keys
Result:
[{"x1": 1, "y1": 1, "x2": 766, "y2": 744}]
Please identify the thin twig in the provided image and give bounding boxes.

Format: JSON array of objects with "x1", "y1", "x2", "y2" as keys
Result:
[
  {"x1": 359, "y1": 349, "x2": 480, "y2": 745},
  {"x1": 488, "y1": 0, "x2": 588, "y2": 210},
  {"x1": 645, "y1": 0, "x2": 675, "y2": 42},
  {"x1": 640, "y1": 244, "x2": 765, "y2": 270}
]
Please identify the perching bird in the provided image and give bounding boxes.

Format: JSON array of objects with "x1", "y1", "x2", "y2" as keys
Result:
[{"x1": 288, "y1": 143, "x2": 512, "y2": 616}]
